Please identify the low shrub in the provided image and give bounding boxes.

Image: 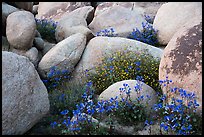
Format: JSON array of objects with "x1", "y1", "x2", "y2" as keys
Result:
[
  {"x1": 86, "y1": 49, "x2": 161, "y2": 95},
  {"x1": 35, "y1": 18, "x2": 57, "y2": 43},
  {"x1": 145, "y1": 77, "x2": 202, "y2": 135},
  {"x1": 144, "y1": 15, "x2": 155, "y2": 24},
  {"x1": 127, "y1": 21, "x2": 159, "y2": 47},
  {"x1": 42, "y1": 66, "x2": 72, "y2": 92}
]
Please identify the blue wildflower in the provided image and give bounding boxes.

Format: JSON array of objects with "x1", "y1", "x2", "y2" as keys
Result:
[{"x1": 61, "y1": 109, "x2": 69, "y2": 115}]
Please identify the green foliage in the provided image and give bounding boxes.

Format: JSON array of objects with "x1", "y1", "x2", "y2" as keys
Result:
[
  {"x1": 86, "y1": 49, "x2": 161, "y2": 95},
  {"x1": 114, "y1": 102, "x2": 146, "y2": 126},
  {"x1": 48, "y1": 81, "x2": 86, "y2": 116},
  {"x1": 35, "y1": 18, "x2": 57, "y2": 43}
]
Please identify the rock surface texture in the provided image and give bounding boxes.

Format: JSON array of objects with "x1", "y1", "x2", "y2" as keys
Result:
[
  {"x1": 153, "y1": 2, "x2": 202, "y2": 45},
  {"x1": 38, "y1": 33, "x2": 87, "y2": 78},
  {"x1": 159, "y1": 18, "x2": 202, "y2": 113},
  {"x1": 98, "y1": 80, "x2": 157, "y2": 114},
  {"x1": 2, "y1": 51, "x2": 50, "y2": 135},
  {"x1": 6, "y1": 11, "x2": 36, "y2": 50},
  {"x1": 36, "y1": 2, "x2": 91, "y2": 21}
]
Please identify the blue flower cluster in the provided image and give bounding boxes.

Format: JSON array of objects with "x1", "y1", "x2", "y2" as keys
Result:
[
  {"x1": 96, "y1": 28, "x2": 118, "y2": 37},
  {"x1": 127, "y1": 21, "x2": 159, "y2": 47},
  {"x1": 35, "y1": 18, "x2": 58, "y2": 42},
  {"x1": 51, "y1": 80, "x2": 149, "y2": 134},
  {"x1": 42, "y1": 66, "x2": 71, "y2": 91},
  {"x1": 148, "y1": 77, "x2": 201, "y2": 135},
  {"x1": 144, "y1": 15, "x2": 155, "y2": 24}
]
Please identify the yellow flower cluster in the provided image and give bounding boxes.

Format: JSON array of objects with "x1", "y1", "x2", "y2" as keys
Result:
[{"x1": 87, "y1": 49, "x2": 161, "y2": 95}]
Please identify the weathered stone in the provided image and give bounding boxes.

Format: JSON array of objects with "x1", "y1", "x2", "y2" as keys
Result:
[
  {"x1": 98, "y1": 80, "x2": 157, "y2": 114},
  {"x1": 36, "y1": 2, "x2": 91, "y2": 21},
  {"x1": 2, "y1": 51, "x2": 50, "y2": 135},
  {"x1": 153, "y1": 2, "x2": 202, "y2": 45},
  {"x1": 2, "y1": 36, "x2": 10, "y2": 51},
  {"x1": 42, "y1": 41, "x2": 56, "y2": 56},
  {"x1": 159, "y1": 18, "x2": 202, "y2": 114},
  {"x1": 10, "y1": 47, "x2": 39, "y2": 68},
  {"x1": 6, "y1": 2, "x2": 33, "y2": 12},
  {"x1": 2, "y1": 2, "x2": 20, "y2": 36},
  {"x1": 89, "y1": 4, "x2": 147, "y2": 38},
  {"x1": 38, "y1": 33, "x2": 87, "y2": 79},
  {"x1": 94, "y1": 2, "x2": 165, "y2": 19},
  {"x1": 34, "y1": 37, "x2": 44, "y2": 51},
  {"x1": 70, "y1": 36, "x2": 163, "y2": 84},
  {"x1": 6, "y1": 11, "x2": 36, "y2": 50},
  {"x1": 55, "y1": 25, "x2": 94, "y2": 42},
  {"x1": 59, "y1": 6, "x2": 94, "y2": 24},
  {"x1": 35, "y1": 30, "x2": 41, "y2": 38},
  {"x1": 25, "y1": 47, "x2": 39, "y2": 68}
]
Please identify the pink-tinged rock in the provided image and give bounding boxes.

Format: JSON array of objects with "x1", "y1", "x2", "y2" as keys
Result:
[
  {"x1": 159, "y1": 18, "x2": 202, "y2": 114},
  {"x1": 36, "y1": 2, "x2": 91, "y2": 21},
  {"x1": 88, "y1": 3, "x2": 147, "y2": 38},
  {"x1": 6, "y1": 11, "x2": 36, "y2": 50},
  {"x1": 55, "y1": 6, "x2": 94, "y2": 42},
  {"x1": 153, "y1": 2, "x2": 202, "y2": 45},
  {"x1": 2, "y1": 51, "x2": 50, "y2": 135},
  {"x1": 95, "y1": 2, "x2": 165, "y2": 19},
  {"x1": 59, "y1": 6, "x2": 94, "y2": 24}
]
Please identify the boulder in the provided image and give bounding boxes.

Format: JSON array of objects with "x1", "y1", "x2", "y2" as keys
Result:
[
  {"x1": 55, "y1": 25, "x2": 94, "y2": 43},
  {"x1": 34, "y1": 37, "x2": 44, "y2": 51},
  {"x1": 55, "y1": 6, "x2": 95, "y2": 42},
  {"x1": 6, "y1": 2, "x2": 33, "y2": 12},
  {"x1": 42, "y1": 41, "x2": 56, "y2": 56},
  {"x1": 159, "y1": 18, "x2": 202, "y2": 113},
  {"x1": 70, "y1": 36, "x2": 163, "y2": 84},
  {"x1": 38, "y1": 33, "x2": 87, "y2": 79},
  {"x1": 94, "y1": 2, "x2": 165, "y2": 19},
  {"x1": 6, "y1": 11, "x2": 36, "y2": 50},
  {"x1": 36, "y1": 2, "x2": 91, "y2": 21},
  {"x1": 98, "y1": 80, "x2": 157, "y2": 114},
  {"x1": 11, "y1": 47, "x2": 39, "y2": 68},
  {"x1": 25, "y1": 47, "x2": 39, "y2": 68},
  {"x1": 59, "y1": 6, "x2": 94, "y2": 24},
  {"x1": 153, "y1": 2, "x2": 202, "y2": 45},
  {"x1": 2, "y1": 51, "x2": 50, "y2": 135},
  {"x1": 2, "y1": 2, "x2": 20, "y2": 36},
  {"x1": 89, "y1": 3, "x2": 147, "y2": 38}
]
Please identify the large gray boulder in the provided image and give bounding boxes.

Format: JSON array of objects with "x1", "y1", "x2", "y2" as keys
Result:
[
  {"x1": 2, "y1": 51, "x2": 50, "y2": 135},
  {"x1": 38, "y1": 33, "x2": 87, "y2": 79},
  {"x1": 6, "y1": 11, "x2": 36, "y2": 50}
]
